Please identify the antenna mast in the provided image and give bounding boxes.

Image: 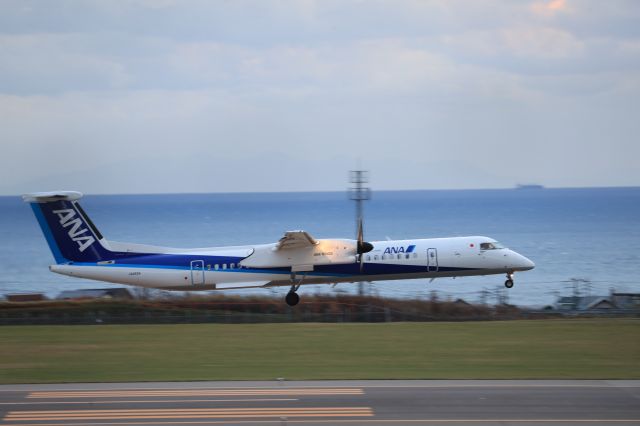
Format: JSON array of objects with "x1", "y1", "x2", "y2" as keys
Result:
[{"x1": 349, "y1": 170, "x2": 371, "y2": 296}]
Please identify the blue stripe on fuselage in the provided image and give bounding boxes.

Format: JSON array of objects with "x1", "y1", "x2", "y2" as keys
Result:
[{"x1": 69, "y1": 253, "x2": 476, "y2": 278}]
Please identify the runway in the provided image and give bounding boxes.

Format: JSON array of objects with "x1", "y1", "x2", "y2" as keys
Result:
[{"x1": 0, "y1": 380, "x2": 638, "y2": 425}]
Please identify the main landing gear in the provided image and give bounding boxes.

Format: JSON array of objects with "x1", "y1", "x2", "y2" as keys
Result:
[
  {"x1": 285, "y1": 290, "x2": 300, "y2": 306},
  {"x1": 285, "y1": 272, "x2": 303, "y2": 306},
  {"x1": 504, "y1": 272, "x2": 514, "y2": 289}
]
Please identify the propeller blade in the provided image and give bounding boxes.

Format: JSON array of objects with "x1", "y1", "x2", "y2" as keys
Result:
[
  {"x1": 356, "y1": 217, "x2": 373, "y2": 253},
  {"x1": 355, "y1": 217, "x2": 373, "y2": 272},
  {"x1": 357, "y1": 217, "x2": 363, "y2": 272}
]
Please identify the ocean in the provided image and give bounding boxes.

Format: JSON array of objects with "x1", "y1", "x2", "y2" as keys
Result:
[{"x1": 1, "y1": 187, "x2": 639, "y2": 307}]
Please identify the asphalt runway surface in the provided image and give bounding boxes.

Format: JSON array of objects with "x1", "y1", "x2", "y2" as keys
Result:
[{"x1": 0, "y1": 380, "x2": 638, "y2": 426}]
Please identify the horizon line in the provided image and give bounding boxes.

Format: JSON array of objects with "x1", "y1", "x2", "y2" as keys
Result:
[{"x1": 4, "y1": 184, "x2": 640, "y2": 198}]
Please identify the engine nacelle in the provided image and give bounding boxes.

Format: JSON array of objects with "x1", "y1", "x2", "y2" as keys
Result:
[{"x1": 240, "y1": 239, "x2": 357, "y2": 269}]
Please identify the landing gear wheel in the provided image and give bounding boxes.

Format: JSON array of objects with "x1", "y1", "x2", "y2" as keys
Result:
[
  {"x1": 285, "y1": 291, "x2": 300, "y2": 306},
  {"x1": 504, "y1": 279, "x2": 514, "y2": 289}
]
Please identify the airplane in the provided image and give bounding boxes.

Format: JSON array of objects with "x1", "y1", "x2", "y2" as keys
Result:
[{"x1": 23, "y1": 191, "x2": 535, "y2": 306}]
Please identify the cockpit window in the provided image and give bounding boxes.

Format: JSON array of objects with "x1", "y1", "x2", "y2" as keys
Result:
[{"x1": 480, "y1": 241, "x2": 505, "y2": 250}]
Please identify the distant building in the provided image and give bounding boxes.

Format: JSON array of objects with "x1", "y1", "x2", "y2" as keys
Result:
[
  {"x1": 555, "y1": 296, "x2": 581, "y2": 311},
  {"x1": 5, "y1": 293, "x2": 47, "y2": 302},
  {"x1": 57, "y1": 288, "x2": 133, "y2": 300},
  {"x1": 611, "y1": 293, "x2": 640, "y2": 311},
  {"x1": 576, "y1": 296, "x2": 616, "y2": 311},
  {"x1": 555, "y1": 295, "x2": 613, "y2": 311},
  {"x1": 553, "y1": 294, "x2": 638, "y2": 312}
]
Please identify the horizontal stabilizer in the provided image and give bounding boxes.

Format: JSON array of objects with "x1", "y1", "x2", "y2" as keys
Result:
[{"x1": 22, "y1": 191, "x2": 83, "y2": 203}]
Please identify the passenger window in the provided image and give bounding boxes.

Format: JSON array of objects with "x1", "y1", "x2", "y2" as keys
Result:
[
  {"x1": 381, "y1": 255, "x2": 385, "y2": 260},
  {"x1": 374, "y1": 255, "x2": 378, "y2": 260},
  {"x1": 366, "y1": 255, "x2": 371, "y2": 261},
  {"x1": 214, "y1": 264, "x2": 219, "y2": 270},
  {"x1": 397, "y1": 254, "x2": 402, "y2": 259},
  {"x1": 222, "y1": 264, "x2": 227, "y2": 270},
  {"x1": 405, "y1": 254, "x2": 410, "y2": 259},
  {"x1": 230, "y1": 263, "x2": 235, "y2": 269},
  {"x1": 206, "y1": 264, "x2": 211, "y2": 270}
]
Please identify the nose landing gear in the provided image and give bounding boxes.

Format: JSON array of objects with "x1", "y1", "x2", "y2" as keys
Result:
[{"x1": 504, "y1": 272, "x2": 514, "y2": 288}]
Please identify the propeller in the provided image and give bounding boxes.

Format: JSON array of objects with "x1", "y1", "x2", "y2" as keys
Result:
[{"x1": 356, "y1": 217, "x2": 374, "y2": 271}]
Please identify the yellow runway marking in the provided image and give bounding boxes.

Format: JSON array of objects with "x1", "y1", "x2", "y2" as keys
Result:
[
  {"x1": 4, "y1": 407, "x2": 374, "y2": 421},
  {"x1": 2, "y1": 419, "x2": 640, "y2": 425},
  {"x1": 28, "y1": 388, "x2": 363, "y2": 399},
  {"x1": 7, "y1": 407, "x2": 372, "y2": 414},
  {"x1": 0, "y1": 398, "x2": 299, "y2": 405}
]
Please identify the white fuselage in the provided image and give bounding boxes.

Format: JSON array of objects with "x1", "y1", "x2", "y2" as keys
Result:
[{"x1": 50, "y1": 236, "x2": 535, "y2": 291}]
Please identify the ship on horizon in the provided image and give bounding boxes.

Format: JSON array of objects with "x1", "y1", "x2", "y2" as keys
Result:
[{"x1": 516, "y1": 184, "x2": 545, "y2": 190}]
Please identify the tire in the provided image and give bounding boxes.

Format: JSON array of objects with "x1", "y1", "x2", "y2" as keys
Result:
[
  {"x1": 285, "y1": 291, "x2": 300, "y2": 306},
  {"x1": 504, "y1": 279, "x2": 514, "y2": 289}
]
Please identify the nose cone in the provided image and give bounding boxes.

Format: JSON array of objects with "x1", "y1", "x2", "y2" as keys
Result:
[{"x1": 514, "y1": 252, "x2": 535, "y2": 271}]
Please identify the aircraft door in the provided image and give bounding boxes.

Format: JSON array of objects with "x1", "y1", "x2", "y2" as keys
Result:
[
  {"x1": 427, "y1": 248, "x2": 438, "y2": 272},
  {"x1": 190, "y1": 260, "x2": 205, "y2": 285}
]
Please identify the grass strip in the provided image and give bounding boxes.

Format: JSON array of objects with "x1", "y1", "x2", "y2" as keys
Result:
[{"x1": 0, "y1": 318, "x2": 638, "y2": 383}]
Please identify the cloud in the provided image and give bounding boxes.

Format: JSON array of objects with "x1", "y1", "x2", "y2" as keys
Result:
[
  {"x1": 0, "y1": 0, "x2": 638, "y2": 194},
  {"x1": 531, "y1": 0, "x2": 570, "y2": 17},
  {"x1": 0, "y1": 33, "x2": 136, "y2": 94},
  {"x1": 500, "y1": 27, "x2": 584, "y2": 59}
]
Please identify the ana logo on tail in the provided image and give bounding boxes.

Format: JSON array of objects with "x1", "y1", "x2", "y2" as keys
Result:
[{"x1": 52, "y1": 208, "x2": 95, "y2": 252}]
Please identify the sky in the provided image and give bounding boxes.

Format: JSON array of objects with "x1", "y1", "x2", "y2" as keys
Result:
[{"x1": 1, "y1": 0, "x2": 639, "y2": 194}]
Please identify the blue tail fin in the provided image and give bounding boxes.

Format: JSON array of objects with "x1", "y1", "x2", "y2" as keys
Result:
[{"x1": 23, "y1": 191, "x2": 112, "y2": 264}]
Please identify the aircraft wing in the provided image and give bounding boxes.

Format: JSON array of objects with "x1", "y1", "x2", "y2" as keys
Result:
[{"x1": 275, "y1": 230, "x2": 318, "y2": 250}]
